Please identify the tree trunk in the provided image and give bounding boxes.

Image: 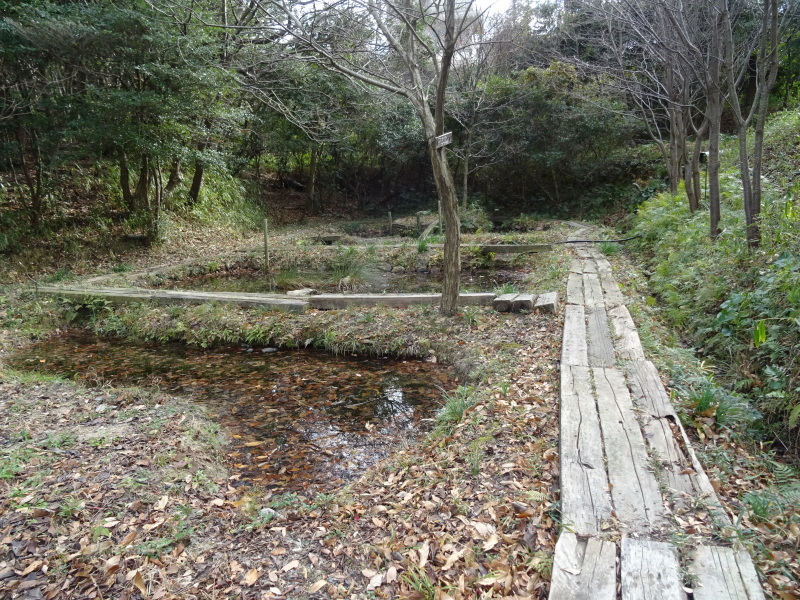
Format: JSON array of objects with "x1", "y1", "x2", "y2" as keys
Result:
[
  {"x1": 146, "y1": 163, "x2": 164, "y2": 244},
  {"x1": 119, "y1": 150, "x2": 135, "y2": 212},
  {"x1": 164, "y1": 159, "x2": 183, "y2": 195},
  {"x1": 429, "y1": 138, "x2": 461, "y2": 316},
  {"x1": 308, "y1": 145, "x2": 321, "y2": 214},
  {"x1": 188, "y1": 161, "x2": 204, "y2": 206},
  {"x1": 134, "y1": 154, "x2": 150, "y2": 211},
  {"x1": 707, "y1": 0, "x2": 724, "y2": 240},
  {"x1": 16, "y1": 128, "x2": 43, "y2": 227},
  {"x1": 461, "y1": 128, "x2": 471, "y2": 211}
]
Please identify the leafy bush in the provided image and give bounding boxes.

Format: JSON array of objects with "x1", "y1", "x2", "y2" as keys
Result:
[{"x1": 631, "y1": 178, "x2": 800, "y2": 447}]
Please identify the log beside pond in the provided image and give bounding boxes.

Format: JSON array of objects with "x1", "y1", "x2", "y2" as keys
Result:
[{"x1": 35, "y1": 286, "x2": 309, "y2": 313}]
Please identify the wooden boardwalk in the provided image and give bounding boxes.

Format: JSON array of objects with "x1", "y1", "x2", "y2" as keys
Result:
[{"x1": 550, "y1": 230, "x2": 765, "y2": 599}]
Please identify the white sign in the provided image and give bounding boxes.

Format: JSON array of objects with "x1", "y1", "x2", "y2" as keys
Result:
[{"x1": 435, "y1": 132, "x2": 452, "y2": 148}]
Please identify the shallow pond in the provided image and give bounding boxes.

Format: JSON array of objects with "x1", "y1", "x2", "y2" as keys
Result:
[
  {"x1": 158, "y1": 266, "x2": 526, "y2": 294},
  {"x1": 8, "y1": 333, "x2": 455, "y2": 492}
]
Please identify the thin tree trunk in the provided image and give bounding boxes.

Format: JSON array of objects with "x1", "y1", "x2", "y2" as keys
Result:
[
  {"x1": 188, "y1": 162, "x2": 204, "y2": 206},
  {"x1": 707, "y1": 0, "x2": 724, "y2": 240},
  {"x1": 134, "y1": 154, "x2": 150, "y2": 211},
  {"x1": 16, "y1": 129, "x2": 43, "y2": 227},
  {"x1": 309, "y1": 145, "x2": 321, "y2": 214},
  {"x1": 119, "y1": 150, "x2": 135, "y2": 212},
  {"x1": 164, "y1": 159, "x2": 183, "y2": 195},
  {"x1": 461, "y1": 128, "x2": 471, "y2": 210}
]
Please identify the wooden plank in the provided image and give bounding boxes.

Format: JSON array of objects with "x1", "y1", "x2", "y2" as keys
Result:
[
  {"x1": 37, "y1": 286, "x2": 308, "y2": 313},
  {"x1": 641, "y1": 416, "x2": 696, "y2": 496},
  {"x1": 626, "y1": 361, "x2": 676, "y2": 418},
  {"x1": 608, "y1": 305, "x2": 646, "y2": 361},
  {"x1": 560, "y1": 366, "x2": 612, "y2": 534},
  {"x1": 575, "y1": 246, "x2": 593, "y2": 258},
  {"x1": 689, "y1": 545, "x2": 765, "y2": 600},
  {"x1": 570, "y1": 259, "x2": 584, "y2": 274},
  {"x1": 562, "y1": 304, "x2": 588, "y2": 367},
  {"x1": 598, "y1": 266, "x2": 625, "y2": 307},
  {"x1": 593, "y1": 367, "x2": 664, "y2": 531},
  {"x1": 549, "y1": 533, "x2": 617, "y2": 600},
  {"x1": 475, "y1": 244, "x2": 551, "y2": 253},
  {"x1": 511, "y1": 293, "x2": 536, "y2": 312},
  {"x1": 493, "y1": 293, "x2": 518, "y2": 312},
  {"x1": 535, "y1": 291, "x2": 559, "y2": 313},
  {"x1": 671, "y1": 417, "x2": 732, "y2": 526},
  {"x1": 583, "y1": 273, "x2": 604, "y2": 306},
  {"x1": 582, "y1": 259, "x2": 598, "y2": 274},
  {"x1": 566, "y1": 273, "x2": 583, "y2": 305},
  {"x1": 309, "y1": 292, "x2": 495, "y2": 309},
  {"x1": 586, "y1": 305, "x2": 615, "y2": 367},
  {"x1": 621, "y1": 538, "x2": 686, "y2": 600}
]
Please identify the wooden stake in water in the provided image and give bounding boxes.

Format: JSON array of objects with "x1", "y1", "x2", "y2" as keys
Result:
[
  {"x1": 263, "y1": 218, "x2": 270, "y2": 273},
  {"x1": 388, "y1": 210, "x2": 393, "y2": 236}
]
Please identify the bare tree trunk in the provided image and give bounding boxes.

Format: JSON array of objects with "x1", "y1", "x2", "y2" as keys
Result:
[
  {"x1": 707, "y1": 0, "x2": 724, "y2": 239},
  {"x1": 188, "y1": 161, "x2": 204, "y2": 206},
  {"x1": 16, "y1": 128, "x2": 43, "y2": 227},
  {"x1": 308, "y1": 145, "x2": 321, "y2": 214},
  {"x1": 461, "y1": 128, "x2": 471, "y2": 210},
  {"x1": 164, "y1": 159, "x2": 183, "y2": 195},
  {"x1": 134, "y1": 154, "x2": 150, "y2": 211},
  {"x1": 119, "y1": 150, "x2": 135, "y2": 212}
]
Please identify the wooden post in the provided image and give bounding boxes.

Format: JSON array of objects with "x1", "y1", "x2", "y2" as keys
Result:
[
  {"x1": 438, "y1": 201, "x2": 444, "y2": 234},
  {"x1": 263, "y1": 218, "x2": 270, "y2": 273},
  {"x1": 388, "y1": 210, "x2": 393, "y2": 236}
]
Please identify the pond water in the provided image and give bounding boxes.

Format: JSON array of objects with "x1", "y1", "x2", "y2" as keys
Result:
[
  {"x1": 8, "y1": 333, "x2": 454, "y2": 492},
  {"x1": 158, "y1": 266, "x2": 525, "y2": 295}
]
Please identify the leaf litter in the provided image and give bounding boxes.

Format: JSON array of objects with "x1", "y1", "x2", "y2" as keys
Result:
[{"x1": 0, "y1": 304, "x2": 564, "y2": 599}]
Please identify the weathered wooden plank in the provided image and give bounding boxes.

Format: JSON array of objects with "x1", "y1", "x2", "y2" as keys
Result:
[
  {"x1": 475, "y1": 243, "x2": 551, "y2": 253},
  {"x1": 570, "y1": 259, "x2": 584, "y2": 274},
  {"x1": 309, "y1": 292, "x2": 495, "y2": 309},
  {"x1": 598, "y1": 267, "x2": 625, "y2": 307},
  {"x1": 37, "y1": 286, "x2": 308, "y2": 313},
  {"x1": 562, "y1": 304, "x2": 588, "y2": 367},
  {"x1": 575, "y1": 246, "x2": 593, "y2": 258},
  {"x1": 535, "y1": 291, "x2": 559, "y2": 313},
  {"x1": 689, "y1": 545, "x2": 765, "y2": 600},
  {"x1": 671, "y1": 417, "x2": 732, "y2": 526},
  {"x1": 608, "y1": 305, "x2": 646, "y2": 361},
  {"x1": 626, "y1": 360, "x2": 676, "y2": 418},
  {"x1": 586, "y1": 305, "x2": 615, "y2": 367},
  {"x1": 621, "y1": 538, "x2": 686, "y2": 600},
  {"x1": 493, "y1": 293, "x2": 518, "y2": 312},
  {"x1": 583, "y1": 273, "x2": 604, "y2": 306},
  {"x1": 549, "y1": 533, "x2": 617, "y2": 600},
  {"x1": 560, "y1": 366, "x2": 612, "y2": 535},
  {"x1": 511, "y1": 293, "x2": 536, "y2": 312},
  {"x1": 642, "y1": 416, "x2": 696, "y2": 497},
  {"x1": 582, "y1": 259, "x2": 598, "y2": 274},
  {"x1": 566, "y1": 273, "x2": 584, "y2": 305},
  {"x1": 593, "y1": 367, "x2": 664, "y2": 530}
]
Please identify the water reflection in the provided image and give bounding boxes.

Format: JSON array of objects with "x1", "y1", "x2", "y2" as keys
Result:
[{"x1": 8, "y1": 332, "x2": 453, "y2": 492}]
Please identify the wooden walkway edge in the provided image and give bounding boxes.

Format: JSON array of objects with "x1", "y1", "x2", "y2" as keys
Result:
[{"x1": 550, "y1": 231, "x2": 765, "y2": 600}]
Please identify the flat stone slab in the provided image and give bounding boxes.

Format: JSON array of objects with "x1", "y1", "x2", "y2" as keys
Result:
[{"x1": 35, "y1": 286, "x2": 308, "y2": 313}]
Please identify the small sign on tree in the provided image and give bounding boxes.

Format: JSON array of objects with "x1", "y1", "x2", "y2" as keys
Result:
[{"x1": 435, "y1": 132, "x2": 452, "y2": 148}]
